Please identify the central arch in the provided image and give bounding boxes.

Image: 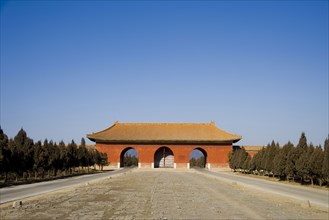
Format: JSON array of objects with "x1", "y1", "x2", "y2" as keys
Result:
[
  {"x1": 189, "y1": 147, "x2": 207, "y2": 168},
  {"x1": 154, "y1": 146, "x2": 174, "y2": 168}
]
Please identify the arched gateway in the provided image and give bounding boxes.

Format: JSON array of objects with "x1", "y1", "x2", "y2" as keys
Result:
[
  {"x1": 87, "y1": 121, "x2": 241, "y2": 169},
  {"x1": 154, "y1": 147, "x2": 174, "y2": 168}
]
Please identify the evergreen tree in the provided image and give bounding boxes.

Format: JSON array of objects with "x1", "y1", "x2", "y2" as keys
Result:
[
  {"x1": 78, "y1": 138, "x2": 88, "y2": 169},
  {"x1": 42, "y1": 139, "x2": 51, "y2": 177},
  {"x1": 6, "y1": 129, "x2": 34, "y2": 180},
  {"x1": 295, "y1": 133, "x2": 310, "y2": 183},
  {"x1": 296, "y1": 145, "x2": 313, "y2": 183},
  {"x1": 33, "y1": 141, "x2": 47, "y2": 178},
  {"x1": 285, "y1": 146, "x2": 298, "y2": 181},
  {"x1": 0, "y1": 127, "x2": 11, "y2": 182},
  {"x1": 249, "y1": 156, "x2": 256, "y2": 172},
  {"x1": 52, "y1": 142, "x2": 61, "y2": 176},
  {"x1": 13, "y1": 128, "x2": 34, "y2": 178},
  {"x1": 273, "y1": 142, "x2": 293, "y2": 180},
  {"x1": 66, "y1": 140, "x2": 78, "y2": 174},
  {"x1": 261, "y1": 143, "x2": 271, "y2": 172},
  {"x1": 242, "y1": 156, "x2": 251, "y2": 173},
  {"x1": 58, "y1": 141, "x2": 68, "y2": 173},
  {"x1": 237, "y1": 147, "x2": 248, "y2": 170},
  {"x1": 47, "y1": 140, "x2": 60, "y2": 176},
  {"x1": 87, "y1": 149, "x2": 96, "y2": 168},
  {"x1": 228, "y1": 150, "x2": 234, "y2": 170},
  {"x1": 8, "y1": 138, "x2": 20, "y2": 180},
  {"x1": 90, "y1": 149, "x2": 98, "y2": 169},
  {"x1": 231, "y1": 148, "x2": 240, "y2": 171},
  {"x1": 80, "y1": 138, "x2": 86, "y2": 147},
  {"x1": 322, "y1": 137, "x2": 329, "y2": 184},
  {"x1": 297, "y1": 132, "x2": 308, "y2": 150},
  {"x1": 285, "y1": 133, "x2": 307, "y2": 182},
  {"x1": 96, "y1": 152, "x2": 108, "y2": 170},
  {"x1": 309, "y1": 146, "x2": 324, "y2": 185},
  {"x1": 264, "y1": 141, "x2": 280, "y2": 175},
  {"x1": 254, "y1": 147, "x2": 265, "y2": 174},
  {"x1": 0, "y1": 127, "x2": 8, "y2": 164}
]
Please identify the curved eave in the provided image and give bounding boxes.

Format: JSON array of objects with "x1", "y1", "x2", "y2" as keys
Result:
[
  {"x1": 87, "y1": 136, "x2": 241, "y2": 145},
  {"x1": 232, "y1": 137, "x2": 242, "y2": 143}
]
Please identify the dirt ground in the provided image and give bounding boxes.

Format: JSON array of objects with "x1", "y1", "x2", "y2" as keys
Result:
[{"x1": 1, "y1": 169, "x2": 328, "y2": 219}]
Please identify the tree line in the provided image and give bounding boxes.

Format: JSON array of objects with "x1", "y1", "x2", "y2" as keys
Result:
[
  {"x1": 0, "y1": 127, "x2": 108, "y2": 183},
  {"x1": 228, "y1": 133, "x2": 329, "y2": 186},
  {"x1": 123, "y1": 154, "x2": 138, "y2": 167},
  {"x1": 190, "y1": 156, "x2": 206, "y2": 168}
]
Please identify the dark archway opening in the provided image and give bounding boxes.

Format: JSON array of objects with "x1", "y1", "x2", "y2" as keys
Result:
[
  {"x1": 189, "y1": 148, "x2": 207, "y2": 168},
  {"x1": 120, "y1": 147, "x2": 138, "y2": 167},
  {"x1": 154, "y1": 147, "x2": 174, "y2": 168}
]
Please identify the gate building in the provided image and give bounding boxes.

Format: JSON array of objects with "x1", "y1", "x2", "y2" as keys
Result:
[{"x1": 87, "y1": 121, "x2": 241, "y2": 169}]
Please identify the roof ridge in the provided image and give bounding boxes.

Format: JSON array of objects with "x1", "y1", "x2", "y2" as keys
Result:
[{"x1": 117, "y1": 122, "x2": 213, "y2": 125}]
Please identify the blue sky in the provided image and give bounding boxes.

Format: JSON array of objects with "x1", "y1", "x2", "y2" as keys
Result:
[{"x1": 1, "y1": 1, "x2": 328, "y2": 146}]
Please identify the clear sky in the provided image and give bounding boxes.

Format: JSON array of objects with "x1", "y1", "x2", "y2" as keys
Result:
[{"x1": 1, "y1": 0, "x2": 328, "y2": 146}]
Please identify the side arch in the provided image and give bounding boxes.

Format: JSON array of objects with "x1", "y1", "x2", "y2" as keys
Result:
[
  {"x1": 154, "y1": 146, "x2": 174, "y2": 168},
  {"x1": 120, "y1": 147, "x2": 138, "y2": 167}
]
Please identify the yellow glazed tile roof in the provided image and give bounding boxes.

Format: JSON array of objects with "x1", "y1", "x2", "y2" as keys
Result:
[
  {"x1": 87, "y1": 121, "x2": 241, "y2": 144},
  {"x1": 243, "y1": 146, "x2": 264, "y2": 152}
]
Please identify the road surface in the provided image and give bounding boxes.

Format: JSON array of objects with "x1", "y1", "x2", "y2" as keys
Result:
[
  {"x1": 1, "y1": 169, "x2": 328, "y2": 219},
  {"x1": 0, "y1": 168, "x2": 131, "y2": 204},
  {"x1": 196, "y1": 169, "x2": 329, "y2": 208}
]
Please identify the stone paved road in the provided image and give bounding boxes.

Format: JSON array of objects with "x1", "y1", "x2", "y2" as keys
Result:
[
  {"x1": 1, "y1": 169, "x2": 328, "y2": 219},
  {"x1": 0, "y1": 168, "x2": 132, "y2": 204},
  {"x1": 197, "y1": 169, "x2": 329, "y2": 208}
]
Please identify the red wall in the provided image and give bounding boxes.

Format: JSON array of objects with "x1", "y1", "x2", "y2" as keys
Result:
[{"x1": 96, "y1": 143, "x2": 233, "y2": 168}]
